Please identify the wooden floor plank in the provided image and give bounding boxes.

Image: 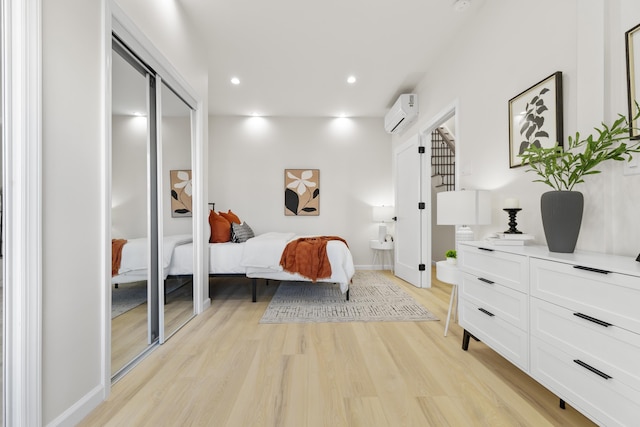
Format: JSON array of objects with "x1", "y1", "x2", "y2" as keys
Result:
[{"x1": 81, "y1": 270, "x2": 596, "y2": 427}]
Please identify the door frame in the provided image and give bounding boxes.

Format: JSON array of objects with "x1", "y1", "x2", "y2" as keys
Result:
[
  {"x1": 2, "y1": 0, "x2": 43, "y2": 424},
  {"x1": 418, "y1": 100, "x2": 460, "y2": 266}
]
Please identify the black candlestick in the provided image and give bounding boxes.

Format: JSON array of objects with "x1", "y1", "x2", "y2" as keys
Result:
[{"x1": 503, "y1": 208, "x2": 522, "y2": 234}]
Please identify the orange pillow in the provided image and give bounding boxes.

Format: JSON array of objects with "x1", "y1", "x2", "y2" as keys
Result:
[
  {"x1": 209, "y1": 210, "x2": 231, "y2": 243},
  {"x1": 219, "y1": 209, "x2": 241, "y2": 224}
]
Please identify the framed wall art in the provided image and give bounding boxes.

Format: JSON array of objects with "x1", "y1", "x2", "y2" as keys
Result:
[
  {"x1": 508, "y1": 71, "x2": 563, "y2": 167},
  {"x1": 626, "y1": 22, "x2": 640, "y2": 139},
  {"x1": 284, "y1": 169, "x2": 319, "y2": 216},
  {"x1": 170, "y1": 169, "x2": 192, "y2": 217}
]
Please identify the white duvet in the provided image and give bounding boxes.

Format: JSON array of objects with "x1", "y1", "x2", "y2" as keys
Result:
[
  {"x1": 239, "y1": 232, "x2": 296, "y2": 270},
  {"x1": 112, "y1": 234, "x2": 192, "y2": 284}
]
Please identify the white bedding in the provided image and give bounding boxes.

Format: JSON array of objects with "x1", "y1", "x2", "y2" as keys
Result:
[
  {"x1": 169, "y1": 242, "x2": 246, "y2": 275},
  {"x1": 166, "y1": 232, "x2": 355, "y2": 294},
  {"x1": 245, "y1": 239, "x2": 354, "y2": 293},
  {"x1": 112, "y1": 234, "x2": 193, "y2": 285},
  {"x1": 240, "y1": 232, "x2": 296, "y2": 270}
]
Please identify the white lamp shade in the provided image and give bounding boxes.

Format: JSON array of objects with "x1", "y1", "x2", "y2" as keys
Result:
[
  {"x1": 437, "y1": 190, "x2": 491, "y2": 225},
  {"x1": 372, "y1": 205, "x2": 394, "y2": 223}
]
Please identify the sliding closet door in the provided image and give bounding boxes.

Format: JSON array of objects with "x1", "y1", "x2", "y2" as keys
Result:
[
  {"x1": 159, "y1": 81, "x2": 195, "y2": 340},
  {"x1": 111, "y1": 43, "x2": 158, "y2": 377}
]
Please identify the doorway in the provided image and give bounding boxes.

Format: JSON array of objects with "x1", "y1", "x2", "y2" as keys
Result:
[
  {"x1": 430, "y1": 115, "x2": 457, "y2": 263},
  {"x1": 394, "y1": 104, "x2": 458, "y2": 287}
]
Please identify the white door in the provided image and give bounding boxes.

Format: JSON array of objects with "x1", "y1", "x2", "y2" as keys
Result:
[{"x1": 394, "y1": 134, "x2": 431, "y2": 288}]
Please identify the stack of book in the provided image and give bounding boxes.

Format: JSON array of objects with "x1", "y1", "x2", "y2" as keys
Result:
[{"x1": 485, "y1": 233, "x2": 534, "y2": 245}]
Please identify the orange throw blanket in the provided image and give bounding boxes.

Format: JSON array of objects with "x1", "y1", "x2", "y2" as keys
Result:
[
  {"x1": 112, "y1": 239, "x2": 128, "y2": 276},
  {"x1": 279, "y1": 236, "x2": 348, "y2": 281}
]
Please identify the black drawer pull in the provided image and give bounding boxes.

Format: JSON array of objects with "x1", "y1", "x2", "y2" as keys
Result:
[
  {"x1": 478, "y1": 277, "x2": 495, "y2": 284},
  {"x1": 573, "y1": 312, "x2": 613, "y2": 327},
  {"x1": 573, "y1": 359, "x2": 612, "y2": 380},
  {"x1": 478, "y1": 247, "x2": 494, "y2": 252},
  {"x1": 573, "y1": 265, "x2": 611, "y2": 275},
  {"x1": 478, "y1": 308, "x2": 495, "y2": 317}
]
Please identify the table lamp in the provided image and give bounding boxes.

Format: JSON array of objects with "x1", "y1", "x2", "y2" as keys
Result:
[
  {"x1": 437, "y1": 190, "x2": 491, "y2": 245},
  {"x1": 372, "y1": 205, "x2": 394, "y2": 243}
]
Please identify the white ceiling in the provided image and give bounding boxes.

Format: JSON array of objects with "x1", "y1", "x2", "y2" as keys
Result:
[{"x1": 177, "y1": 0, "x2": 485, "y2": 118}]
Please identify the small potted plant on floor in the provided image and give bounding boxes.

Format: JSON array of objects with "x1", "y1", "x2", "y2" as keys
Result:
[{"x1": 445, "y1": 249, "x2": 457, "y2": 265}]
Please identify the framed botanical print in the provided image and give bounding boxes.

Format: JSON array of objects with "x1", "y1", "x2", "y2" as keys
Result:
[
  {"x1": 626, "y1": 22, "x2": 640, "y2": 139},
  {"x1": 284, "y1": 169, "x2": 319, "y2": 216},
  {"x1": 170, "y1": 169, "x2": 192, "y2": 217},
  {"x1": 508, "y1": 72, "x2": 563, "y2": 167}
]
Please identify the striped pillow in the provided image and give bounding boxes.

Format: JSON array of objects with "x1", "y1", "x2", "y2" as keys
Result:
[{"x1": 231, "y1": 222, "x2": 255, "y2": 243}]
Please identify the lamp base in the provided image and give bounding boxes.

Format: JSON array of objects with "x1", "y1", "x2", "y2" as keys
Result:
[{"x1": 456, "y1": 225, "x2": 474, "y2": 242}]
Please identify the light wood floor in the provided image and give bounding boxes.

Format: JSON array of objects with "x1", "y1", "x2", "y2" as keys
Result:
[
  {"x1": 83, "y1": 271, "x2": 595, "y2": 426},
  {"x1": 111, "y1": 279, "x2": 195, "y2": 375}
]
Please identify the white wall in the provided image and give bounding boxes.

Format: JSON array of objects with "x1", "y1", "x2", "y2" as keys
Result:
[
  {"x1": 112, "y1": 115, "x2": 147, "y2": 238},
  {"x1": 208, "y1": 116, "x2": 393, "y2": 266},
  {"x1": 42, "y1": 1, "x2": 105, "y2": 422},
  {"x1": 111, "y1": 115, "x2": 193, "y2": 238},
  {"x1": 396, "y1": 0, "x2": 640, "y2": 258},
  {"x1": 41, "y1": 0, "x2": 207, "y2": 424}
]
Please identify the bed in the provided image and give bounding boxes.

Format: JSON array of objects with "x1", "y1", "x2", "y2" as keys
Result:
[
  {"x1": 168, "y1": 232, "x2": 355, "y2": 302},
  {"x1": 112, "y1": 234, "x2": 193, "y2": 285}
]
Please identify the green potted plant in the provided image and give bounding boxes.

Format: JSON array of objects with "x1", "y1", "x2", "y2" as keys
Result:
[
  {"x1": 519, "y1": 111, "x2": 640, "y2": 253},
  {"x1": 445, "y1": 249, "x2": 457, "y2": 265}
]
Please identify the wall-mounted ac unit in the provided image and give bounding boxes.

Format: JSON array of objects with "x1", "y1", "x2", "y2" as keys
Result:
[{"x1": 384, "y1": 94, "x2": 418, "y2": 134}]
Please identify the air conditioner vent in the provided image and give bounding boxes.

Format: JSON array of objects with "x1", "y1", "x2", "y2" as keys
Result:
[{"x1": 384, "y1": 94, "x2": 418, "y2": 134}]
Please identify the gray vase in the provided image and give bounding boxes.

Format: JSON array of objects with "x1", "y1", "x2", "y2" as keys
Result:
[{"x1": 540, "y1": 191, "x2": 583, "y2": 253}]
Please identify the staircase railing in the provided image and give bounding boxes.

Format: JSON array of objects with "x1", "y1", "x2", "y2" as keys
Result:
[{"x1": 431, "y1": 127, "x2": 455, "y2": 191}]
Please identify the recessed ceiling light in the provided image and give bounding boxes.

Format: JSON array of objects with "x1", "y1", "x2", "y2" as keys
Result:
[
  {"x1": 230, "y1": 77, "x2": 240, "y2": 85},
  {"x1": 347, "y1": 75, "x2": 357, "y2": 84}
]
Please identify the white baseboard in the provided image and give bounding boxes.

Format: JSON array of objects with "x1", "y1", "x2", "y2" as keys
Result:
[
  {"x1": 200, "y1": 297, "x2": 211, "y2": 313},
  {"x1": 46, "y1": 384, "x2": 104, "y2": 427}
]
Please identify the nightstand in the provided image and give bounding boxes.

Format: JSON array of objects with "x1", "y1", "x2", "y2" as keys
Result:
[
  {"x1": 370, "y1": 239, "x2": 394, "y2": 272},
  {"x1": 436, "y1": 260, "x2": 459, "y2": 337}
]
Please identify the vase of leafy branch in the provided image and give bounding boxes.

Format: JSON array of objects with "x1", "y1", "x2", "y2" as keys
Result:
[{"x1": 520, "y1": 112, "x2": 640, "y2": 253}]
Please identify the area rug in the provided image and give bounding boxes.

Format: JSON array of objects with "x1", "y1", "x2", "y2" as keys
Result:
[
  {"x1": 259, "y1": 270, "x2": 438, "y2": 324},
  {"x1": 111, "y1": 278, "x2": 188, "y2": 319}
]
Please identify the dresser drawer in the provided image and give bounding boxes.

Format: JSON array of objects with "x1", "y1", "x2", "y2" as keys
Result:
[
  {"x1": 531, "y1": 297, "x2": 640, "y2": 393},
  {"x1": 530, "y1": 258, "x2": 640, "y2": 333},
  {"x1": 459, "y1": 245, "x2": 528, "y2": 292},
  {"x1": 531, "y1": 336, "x2": 640, "y2": 427},
  {"x1": 460, "y1": 272, "x2": 528, "y2": 331},
  {"x1": 459, "y1": 298, "x2": 528, "y2": 371}
]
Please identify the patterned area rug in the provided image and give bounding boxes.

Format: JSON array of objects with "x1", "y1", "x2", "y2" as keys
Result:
[{"x1": 259, "y1": 270, "x2": 438, "y2": 324}]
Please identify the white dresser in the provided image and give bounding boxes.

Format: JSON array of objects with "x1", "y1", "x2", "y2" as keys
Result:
[{"x1": 458, "y1": 241, "x2": 640, "y2": 426}]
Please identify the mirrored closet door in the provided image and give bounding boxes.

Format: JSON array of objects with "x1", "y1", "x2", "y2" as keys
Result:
[
  {"x1": 111, "y1": 40, "x2": 157, "y2": 377},
  {"x1": 160, "y1": 82, "x2": 194, "y2": 341},
  {"x1": 110, "y1": 36, "x2": 196, "y2": 379}
]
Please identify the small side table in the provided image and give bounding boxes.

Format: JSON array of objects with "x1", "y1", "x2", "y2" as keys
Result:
[
  {"x1": 436, "y1": 260, "x2": 459, "y2": 337},
  {"x1": 370, "y1": 240, "x2": 394, "y2": 272}
]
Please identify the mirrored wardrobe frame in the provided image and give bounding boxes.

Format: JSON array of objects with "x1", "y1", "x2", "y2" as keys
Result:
[{"x1": 105, "y1": 2, "x2": 207, "y2": 390}]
